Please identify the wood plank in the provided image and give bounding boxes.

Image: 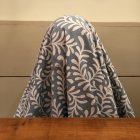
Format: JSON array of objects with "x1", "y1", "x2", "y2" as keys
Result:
[
  {"x1": 0, "y1": 118, "x2": 140, "y2": 140},
  {"x1": 119, "y1": 77, "x2": 140, "y2": 117},
  {"x1": 96, "y1": 26, "x2": 140, "y2": 76},
  {"x1": 0, "y1": 77, "x2": 139, "y2": 117},
  {"x1": 0, "y1": 21, "x2": 140, "y2": 76},
  {"x1": 0, "y1": 22, "x2": 50, "y2": 76},
  {"x1": 0, "y1": 77, "x2": 28, "y2": 117}
]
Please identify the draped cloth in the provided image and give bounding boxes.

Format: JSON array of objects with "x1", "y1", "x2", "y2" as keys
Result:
[{"x1": 14, "y1": 15, "x2": 135, "y2": 118}]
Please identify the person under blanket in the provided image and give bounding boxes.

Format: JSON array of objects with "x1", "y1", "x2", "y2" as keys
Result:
[{"x1": 14, "y1": 15, "x2": 135, "y2": 118}]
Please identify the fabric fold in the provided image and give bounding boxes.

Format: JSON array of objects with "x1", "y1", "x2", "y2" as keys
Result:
[{"x1": 14, "y1": 15, "x2": 135, "y2": 118}]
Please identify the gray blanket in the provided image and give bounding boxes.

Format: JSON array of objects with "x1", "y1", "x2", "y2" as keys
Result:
[{"x1": 14, "y1": 15, "x2": 135, "y2": 118}]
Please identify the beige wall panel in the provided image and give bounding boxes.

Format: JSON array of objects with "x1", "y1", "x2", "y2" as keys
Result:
[
  {"x1": 0, "y1": 22, "x2": 140, "y2": 76},
  {"x1": 0, "y1": 77, "x2": 29, "y2": 117},
  {"x1": 0, "y1": 22, "x2": 51, "y2": 76},
  {"x1": 0, "y1": 77, "x2": 139, "y2": 117},
  {"x1": 96, "y1": 26, "x2": 140, "y2": 76},
  {"x1": 119, "y1": 77, "x2": 140, "y2": 117}
]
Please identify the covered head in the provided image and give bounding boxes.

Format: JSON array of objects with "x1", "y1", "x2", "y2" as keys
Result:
[{"x1": 14, "y1": 15, "x2": 135, "y2": 118}]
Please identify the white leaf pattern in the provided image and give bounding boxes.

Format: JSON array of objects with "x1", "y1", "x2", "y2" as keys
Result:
[{"x1": 14, "y1": 15, "x2": 135, "y2": 118}]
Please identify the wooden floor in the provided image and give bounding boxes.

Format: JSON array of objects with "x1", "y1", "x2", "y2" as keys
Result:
[{"x1": 0, "y1": 118, "x2": 140, "y2": 140}]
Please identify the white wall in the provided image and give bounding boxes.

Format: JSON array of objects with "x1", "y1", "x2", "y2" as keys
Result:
[{"x1": 0, "y1": 0, "x2": 140, "y2": 22}]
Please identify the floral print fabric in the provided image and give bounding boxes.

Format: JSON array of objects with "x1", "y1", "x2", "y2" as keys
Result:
[{"x1": 14, "y1": 15, "x2": 135, "y2": 118}]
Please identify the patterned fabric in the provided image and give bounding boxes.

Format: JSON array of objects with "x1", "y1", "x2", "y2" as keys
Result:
[{"x1": 14, "y1": 15, "x2": 135, "y2": 118}]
